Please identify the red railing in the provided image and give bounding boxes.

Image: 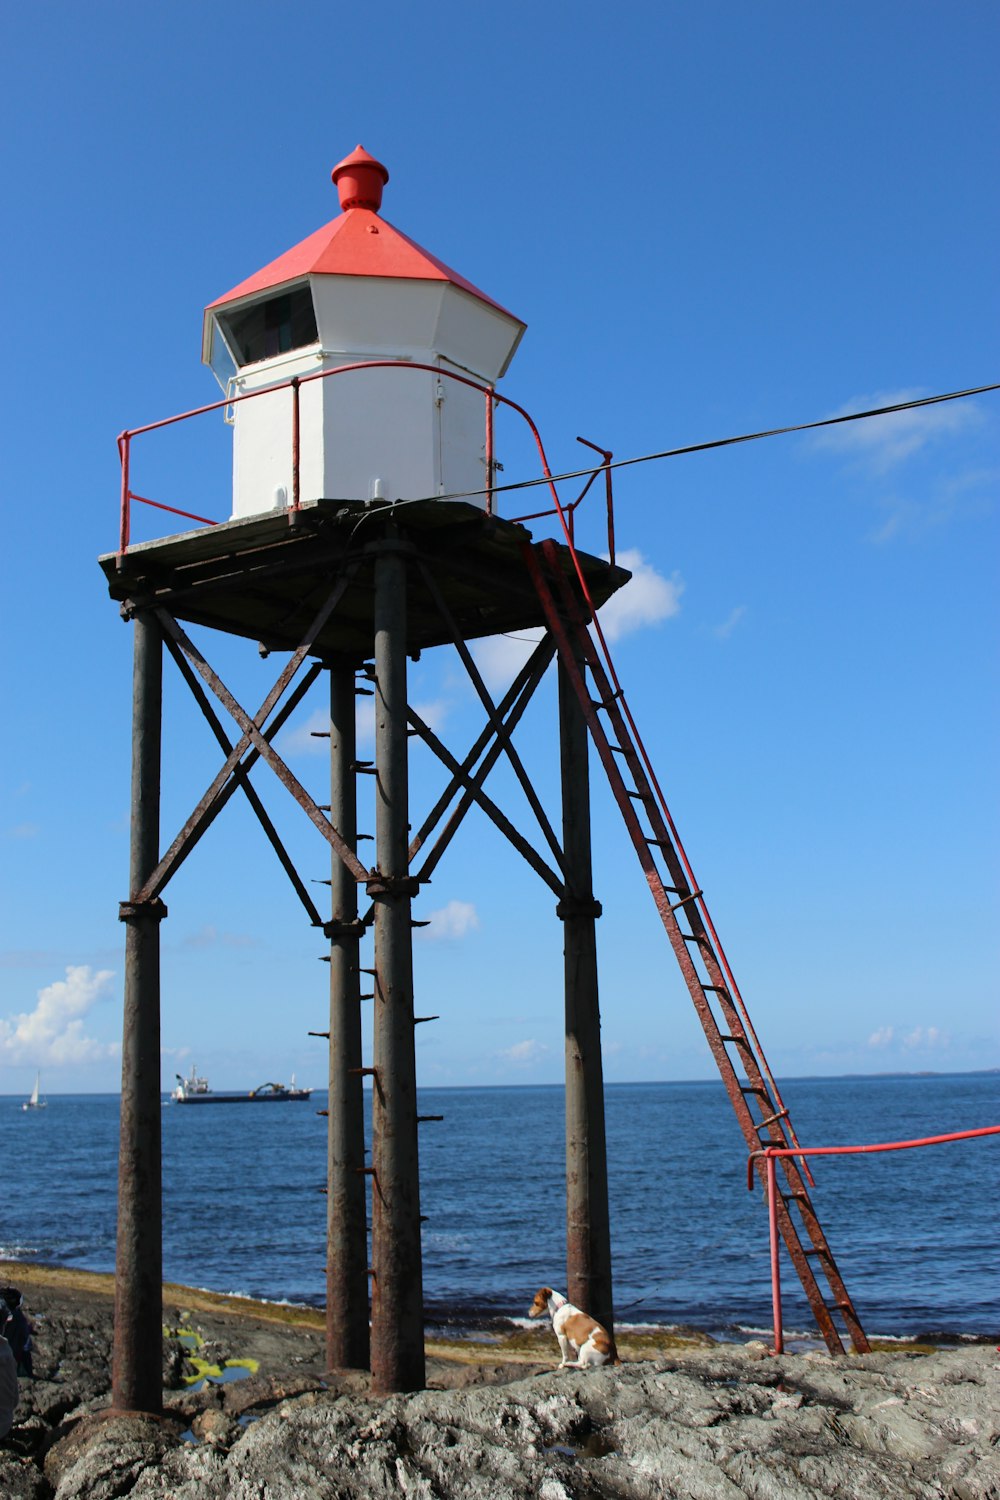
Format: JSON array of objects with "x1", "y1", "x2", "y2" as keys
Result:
[
  {"x1": 116, "y1": 360, "x2": 617, "y2": 563},
  {"x1": 747, "y1": 1124, "x2": 1000, "y2": 1353}
]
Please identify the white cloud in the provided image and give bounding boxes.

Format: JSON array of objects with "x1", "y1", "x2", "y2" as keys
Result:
[
  {"x1": 410, "y1": 697, "x2": 452, "y2": 738},
  {"x1": 902, "y1": 1025, "x2": 948, "y2": 1051},
  {"x1": 416, "y1": 899, "x2": 480, "y2": 942},
  {"x1": 713, "y1": 605, "x2": 747, "y2": 641},
  {"x1": 469, "y1": 551, "x2": 681, "y2": 693},
  {"x1": 0, "y1": 966, "x2": 117, "y2": 1066},
  {"x1": 498, "y1": 1038, "x2": 549, "y2": 1068},
  {"x1": 868, "y1": 465, "x2": 998, "y2": 545},
  {"x1": 281, "y1": 693, "x2": 451, "y2": 756},
  {"x1": 279, "y1": 706, "x2": 333, "y2": 757},
  {"x1": 810, "y1": 390, "x2": 981, "y2": 474},
  {"x1": 471, "y1": 629, "x2": 546, "y2": 694},
  {"x1": 867, "y1": 1023, "x2": 949, "y2": 1053},
  {"x1": 597, "y1": 550, "x2": 683, "y2": 642},
  {"x1": 279, "y1": 699, "x2": 376, "y2": 756}
]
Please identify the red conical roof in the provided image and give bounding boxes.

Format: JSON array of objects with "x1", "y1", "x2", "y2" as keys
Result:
[{"x1": 206, "y1": 147, "x2": 519, "y2": 320}]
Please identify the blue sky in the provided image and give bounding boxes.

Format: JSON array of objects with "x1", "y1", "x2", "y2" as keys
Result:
[{"x1": 2, "y1": 2, "x2": 997, "y2": 1096}]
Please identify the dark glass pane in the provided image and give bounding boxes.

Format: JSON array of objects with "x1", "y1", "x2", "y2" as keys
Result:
[{"x1": 220, "y1": 284, "x2": 318, "y2": 368}]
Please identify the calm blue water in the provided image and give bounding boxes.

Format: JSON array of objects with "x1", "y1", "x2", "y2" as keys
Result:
[{"x1": 1, "y1": 1074, "x2": 996, "y2": 1342}]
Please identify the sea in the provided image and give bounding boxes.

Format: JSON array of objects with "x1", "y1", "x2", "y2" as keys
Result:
[{"x1": 2, "y1": 1073, "x2": 997, "y2": 1346}]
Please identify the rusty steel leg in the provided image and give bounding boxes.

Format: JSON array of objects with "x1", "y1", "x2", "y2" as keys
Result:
[
  {"x1": 326, "y1": 659, "x2": 371, "y2": 1372},
  {"x1": 558, "y1": 650, "x2": 614, "y2": 1336},
  {"x1": 113, "y1": 610, "x2": 165, "y2": 1414},
  {"x1": 370, "y1": 540, "x2": 425, "y2": 1394}
]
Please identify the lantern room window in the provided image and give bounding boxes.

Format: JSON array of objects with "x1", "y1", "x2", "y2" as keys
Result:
[{"x1": 218, "y1": 284, "x2": 319, "y2": 369}]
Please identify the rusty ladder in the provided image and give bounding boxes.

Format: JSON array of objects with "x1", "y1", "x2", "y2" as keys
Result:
[{"x1": 524, "y1": 536, "x2": 870, "y2": 1355}]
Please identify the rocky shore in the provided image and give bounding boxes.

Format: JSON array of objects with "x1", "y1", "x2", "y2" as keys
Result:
[{"x1": 2, "y1": 1263, "x2": 998, "y2": 1499}]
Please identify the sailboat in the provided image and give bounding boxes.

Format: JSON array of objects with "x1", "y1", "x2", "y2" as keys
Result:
[{"x1": 22, "y1": 1073, "x2": 46, "y2": 1111}]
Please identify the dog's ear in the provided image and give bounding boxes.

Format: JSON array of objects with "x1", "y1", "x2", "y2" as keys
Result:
[{"x1": 528, "y1": 1287, "x2": 551, "y2": 1317}]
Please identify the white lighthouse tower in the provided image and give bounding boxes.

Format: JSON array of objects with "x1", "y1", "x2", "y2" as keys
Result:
[{"x1": 202, "y1": 146, "x2": 526, "y2": 519}]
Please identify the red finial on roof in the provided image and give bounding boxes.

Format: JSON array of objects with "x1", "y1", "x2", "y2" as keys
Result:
[{"x1": 331, "y1": 145, "x2": 389, "y2": 213}]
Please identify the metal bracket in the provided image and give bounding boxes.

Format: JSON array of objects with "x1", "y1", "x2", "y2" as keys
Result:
[
  {"x1": 365, "y1": 873, "x2": 421, "y2": 899},
  {"x1": 555, "y1": 896, "x2": 603, "y2": 921},
  {"x1": 322, "y1": 918, "x2": 368, "y2": 940},
  {"x1": 118, "y1": 897, "x2": 168, "y2": 923}
]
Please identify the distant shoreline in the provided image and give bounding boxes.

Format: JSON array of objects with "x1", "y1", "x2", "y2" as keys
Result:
[{"x1": 4, "y1": 1259, "x2": 994, "y2": 1354}]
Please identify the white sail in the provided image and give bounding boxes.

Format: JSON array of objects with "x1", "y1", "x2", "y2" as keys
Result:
[{"x1": 23, "y1": 1072, "x2": 46, "y2": 1109}]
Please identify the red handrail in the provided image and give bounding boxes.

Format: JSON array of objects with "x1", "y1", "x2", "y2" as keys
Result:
[
  {"x1": 747, "y1": 1124, "x2": 1000, "y2": 1353},
  {"x1": 116, "y1": 359, "x2": 617, "y2": 563}
]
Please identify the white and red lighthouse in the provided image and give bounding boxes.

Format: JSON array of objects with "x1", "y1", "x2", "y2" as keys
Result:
[{"x1": 202, "y1": 146, "x2": 526, "y2": 520}]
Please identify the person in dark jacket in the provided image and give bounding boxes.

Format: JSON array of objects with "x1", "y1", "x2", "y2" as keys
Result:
[
  {"x1": 0, "y1": 1323, "x2": 17, "y2": 1440},
  {"x1": 0, "y1": 1289, "x2": 32, "y2": 1378}
]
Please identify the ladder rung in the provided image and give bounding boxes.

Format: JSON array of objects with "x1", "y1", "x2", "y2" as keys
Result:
[
  {"x1": 702, "y1": 985, "x2": 729, "y2": 994},
  {"x1": 610, "y1": 744, "x2": 628, "y2": 756},
  {"x1": 741, "y1": 1083, "x2": 769, "y2": 1096},
  {"x1": 803, "y1": 1248, "x2": 831, "y2": 1258},
  {"x1": 626, "y1": 789, "x2": 646, "y2": 801},
  {"x1": 682, "y1": 932, "x2": 703, "y2": 943},
  {"x1": 720, "y1": 1034, "x2": 752, "y2": 1049},
  {"x1": 668, "y1": 888, "x2": 702, "y2": 913},
  {"x1": 756, "y1": 1109, "x2": 789, "y2": 1131}
]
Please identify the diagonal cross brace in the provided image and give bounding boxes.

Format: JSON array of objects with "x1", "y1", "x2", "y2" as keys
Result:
[
  {"x1": 353, "y1": 639, "x2": 557, "y2": 930},
  {"x1": 416, "y1": 559, "x2": 567, "y2": 878},
  {"x1": 405, "y1": 703, "x2": 565, "y2": 899},
  {"x1": 134, "y1": 657, "x2": 322, "y2": 903},
  {"x1": 412, "y1": 638, "x2": 555, "y2": 884},
  {"x1": 163, "y1": 635, "x2": 325, "y2": 927},
  {"x1": 142, "y1": 610, "x2": 370, "y2": 903}
]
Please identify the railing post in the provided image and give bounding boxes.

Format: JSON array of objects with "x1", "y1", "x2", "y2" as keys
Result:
[
  {"x1": 484, "y1": 390, "x2": 495, "y2": 516},
  {"x1": 603, "y1": 452, "x2": 615, "y2": 568},
  {"x1": 118, "y1": 431, "x2": 132, "y2": 561},
  {"x1": 766, "y1": 1153, "x2": 783, "y2": 1354},
  {"x1": 290, "y1": 377, "x2": 301, "y2": 517}
]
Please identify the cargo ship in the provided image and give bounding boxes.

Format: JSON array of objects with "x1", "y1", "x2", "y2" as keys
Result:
[{"x1": 172, "y1": 1065, "x2": 312, "y2": 1104}]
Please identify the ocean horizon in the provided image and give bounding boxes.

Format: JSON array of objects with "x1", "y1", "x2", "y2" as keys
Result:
[{"x1": 3, "y1": 1065, "x2": 998, "y2": 1099}]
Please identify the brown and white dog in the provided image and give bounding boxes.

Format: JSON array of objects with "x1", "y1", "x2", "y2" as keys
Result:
[{"x1": 528, "y1": 1287, "x2": 617, "y2": 1369}]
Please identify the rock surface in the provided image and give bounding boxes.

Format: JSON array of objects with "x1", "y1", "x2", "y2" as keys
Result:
[{"x1": 1, "y1": 1266, "x2": 998, "y2": 1499}]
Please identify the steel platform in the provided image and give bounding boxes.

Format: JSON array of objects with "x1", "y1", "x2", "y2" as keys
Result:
[{"x1": 99, "y1": 498, "x2": 630, "y2": 661}]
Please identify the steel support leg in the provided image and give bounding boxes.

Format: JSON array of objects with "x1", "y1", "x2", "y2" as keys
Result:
[
  {"x1": 370, "y1": 542, "x2": 425, "y2": 1393},
  {"x1": 113, "y1": 611, "x2": 165, "y2": 1414},
  {"x1": 326, "y1": 661, "x2": 371, "y2": 1371},
  {"x1": 558, "y1": 651, "x2": 614, "y2": 1335}
]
